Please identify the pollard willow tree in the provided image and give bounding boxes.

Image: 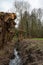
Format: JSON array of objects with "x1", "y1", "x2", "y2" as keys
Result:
[{"x1": 0, "y1": 12, "x2": 16, "y2": 48}]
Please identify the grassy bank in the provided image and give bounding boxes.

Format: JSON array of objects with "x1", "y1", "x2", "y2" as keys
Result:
[{"x1": 31, "y1": 38, "x2": 43, "y2": 40}]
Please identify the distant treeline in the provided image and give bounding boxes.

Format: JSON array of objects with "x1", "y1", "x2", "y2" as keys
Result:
[
  {"x1": 14, "y1": 1, "x2": 43, "y2": 38},
  {"x1": 18, "y1": 10, "x2": 43, "y2": 38}
]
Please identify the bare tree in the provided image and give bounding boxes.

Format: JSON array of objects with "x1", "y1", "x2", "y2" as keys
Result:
[
  {"x1": 37, "y1": 8, "x2": 43, "y2": 20},
  {"x1": 13, "y1": 0, "x2": 30, "y2": 19}
]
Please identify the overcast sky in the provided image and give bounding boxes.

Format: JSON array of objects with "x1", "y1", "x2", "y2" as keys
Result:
[
  {"x1": 0, "y1": 0, "x2": 43, "y2": 12},
  {"x1": 0, "y1": 0, "x2": 14, "y2": 12},
  {"x1": 27, "y1": 0, "x2": 43, "y2": 9}
]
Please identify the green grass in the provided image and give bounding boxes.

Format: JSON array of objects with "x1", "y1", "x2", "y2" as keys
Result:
[
  {"x1": 13, "y1": 35, "x2": 18, "y2": 42},
  {"x1": 31, "y1": 38, "x2": 43, "y2": 40}
]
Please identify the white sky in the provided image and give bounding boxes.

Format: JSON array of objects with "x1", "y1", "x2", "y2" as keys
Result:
[
  {"x1": 26, "y1": 0, "x2": 43, "y2": 9},
  {"x1": 0, "y1": 0, "x2": 14, "y2": 12},
  {"x1": 0, "y1": 0, "x2": 43, "y2": 12}
]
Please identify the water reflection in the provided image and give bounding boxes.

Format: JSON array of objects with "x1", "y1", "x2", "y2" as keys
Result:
[{"x1": 9, "y1": 49, "x2": 22, "y2": 65}]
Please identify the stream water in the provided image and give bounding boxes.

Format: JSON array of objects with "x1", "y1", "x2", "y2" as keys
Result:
[{"x1": 9, "y1": 49, "x2": 22, "y2": 65}]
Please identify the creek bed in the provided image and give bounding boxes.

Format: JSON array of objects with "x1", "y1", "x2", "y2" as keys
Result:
[{"x1": 9, "y1": 49, "x2": 22, "y2": 65}]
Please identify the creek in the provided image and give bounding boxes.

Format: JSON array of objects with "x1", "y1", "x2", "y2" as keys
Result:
[{"x1": 9, "y1": 49, "x2": 22, "y2": 65}]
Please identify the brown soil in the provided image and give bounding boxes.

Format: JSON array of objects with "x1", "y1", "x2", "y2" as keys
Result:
[
  {"x1": 0, "y1": 40, "x2": 16, "y2": 65},
  {"x1": 15, "y1": 39, "x2": 43, "y2": 65}
]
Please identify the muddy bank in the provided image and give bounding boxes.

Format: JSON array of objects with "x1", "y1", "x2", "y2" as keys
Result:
[
  {"x1": 0, "y1": 41, "x2": 16, "y2": 65},
  {"x1": 0, "y1": 39, "x2": 43, "y2": 65},
  {"x1": 15, "y1": 39, "x2": 43, "y2": 65}
]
